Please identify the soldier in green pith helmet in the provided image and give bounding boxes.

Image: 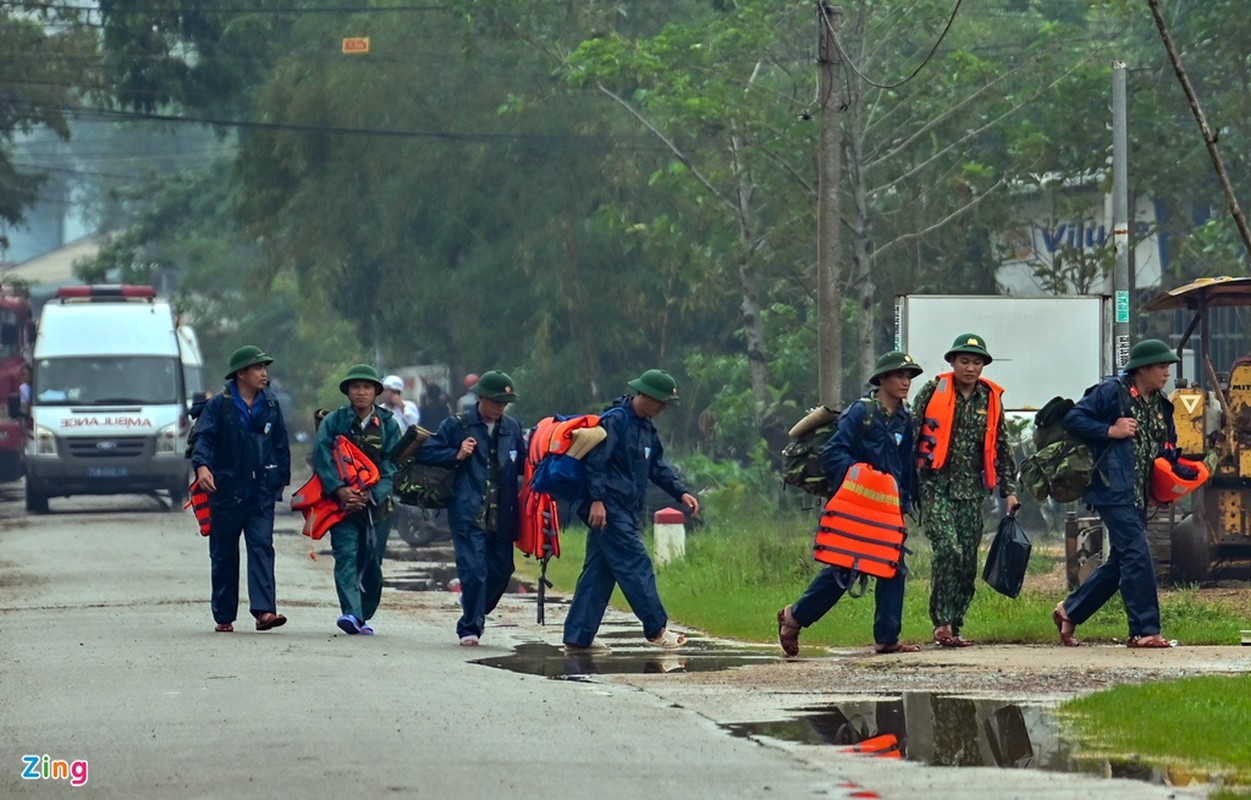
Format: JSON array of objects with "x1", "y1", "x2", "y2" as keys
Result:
[{"x1": 913, "y1": 334, "x2": 1018, "y2": 648}]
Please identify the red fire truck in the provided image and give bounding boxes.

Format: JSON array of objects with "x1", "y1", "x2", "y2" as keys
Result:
[{"x1": 0, "y1": 282, "x2": 35, "y2": 481}]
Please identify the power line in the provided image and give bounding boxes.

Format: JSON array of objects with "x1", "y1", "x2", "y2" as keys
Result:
[
  {"x1": 0, "y1": 1, "x2": 453, "y2": 13},
  {"x1": 822, "y1": 0, "x2": 965, "y2": 90},
  {"x1": 39, "y1": 102, "x2": 669, "y2": 152}
]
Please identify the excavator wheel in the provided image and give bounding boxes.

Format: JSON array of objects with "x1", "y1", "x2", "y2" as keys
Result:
[{"x1": 1170, "y1": 513, "x2": 1211, "y2": 584}]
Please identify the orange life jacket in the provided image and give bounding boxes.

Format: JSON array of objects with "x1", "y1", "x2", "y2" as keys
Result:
[
  {"x1": 916, "y1": 373, "x2": 1004, "y2": 492},
  {"x1": 183, "y1": 480, "x2": 211, "y2": 536},
  {"x1": 291, "y1": 436, "x2": 381, "y2": 540},
  {"x1": 847, "y1": 733, "x2": 902, "y2": 759},
  {"x1": 813, "y1": 463, "x2": 905, "y2": 579},
  {"x1": 515, "y1": 414, "x2": 604, "y2": 559},
  {"x1": 1150, "y1": 455, "x2": 1210, "y2": 505}
]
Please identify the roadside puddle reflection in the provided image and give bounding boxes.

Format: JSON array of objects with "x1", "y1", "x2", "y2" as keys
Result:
[
  {"x1": 472, "y1": 640, "x2": 775, "y2": 679},
  {"x1": 723, "y1": 694, "x2": 1229, "y2": 788}
]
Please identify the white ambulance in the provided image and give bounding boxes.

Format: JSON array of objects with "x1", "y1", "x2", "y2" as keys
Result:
[{"x1": 22, "y1": 285, "x2": 190, "y2": 512}]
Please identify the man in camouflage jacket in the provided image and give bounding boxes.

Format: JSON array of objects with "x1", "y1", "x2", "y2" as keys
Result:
[{"x1": 913, "y1": 334, "x2": 1017, "y2": 647}]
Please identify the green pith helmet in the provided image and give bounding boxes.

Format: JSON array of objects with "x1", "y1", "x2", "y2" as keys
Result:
[
  {"x1": 470, "y1": 370, "x2": 519, "y2": 403},
  {"x1": 1124, "y1": 339, "x2": 1180, "y2": 372},
  {"x1": 225, "y1": 345, "x2": 273, "y2": 380},
  {"x1": 338, "y1": 363, "x2": 384, "y2": 396},
  {"x1": 627, "y1": 369, "x2": 681, "y2": 405},
  {"x1": 868, "y1": 351, "x2": 923, "y2": 386},
  {"x1": 944, "y1": 332, "x2": 993, "y2": 364}
]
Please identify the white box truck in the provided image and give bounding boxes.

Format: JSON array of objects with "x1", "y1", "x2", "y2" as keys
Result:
[
  {"x1": 894, "y1": 293, "x2": 1112, "y2": 410},
  {"x1": 21, "y1": 286, "x2": 190, "y2": 512}
]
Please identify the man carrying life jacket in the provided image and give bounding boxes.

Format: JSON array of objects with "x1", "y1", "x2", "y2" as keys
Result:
[
  {"x1": 1053, "y1": 339, "x2": 1184, "y2": 649},
  {"x1": 776, "y1": 351, "x2": 924, "y2": 658},
  {"x1": 563, "y1": 369, "x2": 700, "y2": 653},
  {"x1": 912, "y1": 333, "x2": 1018, "y2": 648},
  {"x1": 315, "y1": 364, "x2": 401, "y2": 636},
  {"x1": 190, "y1": 345, "x2": 291, "y2": 634},
  {"x1": 414, "y1": 370, "x2": 523, "y2": 646}
]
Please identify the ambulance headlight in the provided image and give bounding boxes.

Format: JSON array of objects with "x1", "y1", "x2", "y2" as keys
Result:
[
  {"x1": 155, "y1": 422, "x2": 181, "y2": 455},
  {"x1": 33, "y1": 425, "x2": 56, "y2": 456}
]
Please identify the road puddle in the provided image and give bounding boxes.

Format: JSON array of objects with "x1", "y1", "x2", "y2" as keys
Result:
[
  {"x1": 473, "y1": 637, "x2": 776, "y2": 680},
  {"x1": 723, "y1": 693, "x2": 1227, "y2": 787},
  {"x1": 381, "y1": 565, "x2": 539, "y2": 594}
]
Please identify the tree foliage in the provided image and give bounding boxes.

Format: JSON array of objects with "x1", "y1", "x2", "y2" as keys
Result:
[
  {"x1": 0, "y1": 8, "x2": 97, "y2": 248},
  {"x1": 62, "y1": 0, "x2": 1251, "y2": 467}
]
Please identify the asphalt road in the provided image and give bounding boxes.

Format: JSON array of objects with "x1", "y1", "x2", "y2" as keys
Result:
[{"x1": 0, "y1": 492, "x2": 1214, "y2": 799}]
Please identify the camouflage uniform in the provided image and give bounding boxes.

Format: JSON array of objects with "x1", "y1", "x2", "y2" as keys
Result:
[
  {"x1": 913, "y1": 379, "x2": 1017, "y2": 635},
  {"x1": 1130, "y1": 388, "x2": 1168, "y2": 509}
]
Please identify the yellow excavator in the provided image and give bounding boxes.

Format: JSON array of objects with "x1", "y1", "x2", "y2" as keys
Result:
[{"x1": 1141, "y1": 275, "x2": 1251, "y2": 582}]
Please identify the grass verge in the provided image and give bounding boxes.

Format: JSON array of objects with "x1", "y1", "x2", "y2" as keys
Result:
[{"x1": 1060, "y1": 676, "x2": 1251, "y2": 796}]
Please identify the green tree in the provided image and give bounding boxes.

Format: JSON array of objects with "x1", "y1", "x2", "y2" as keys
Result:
[{"x1": 0, "y1": 9, "x2": 97, "y2": 249}]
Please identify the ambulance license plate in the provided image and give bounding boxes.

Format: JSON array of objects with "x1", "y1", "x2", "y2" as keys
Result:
[{"x1": 86, "y1": 466, "x2": 128, "y2": 478}]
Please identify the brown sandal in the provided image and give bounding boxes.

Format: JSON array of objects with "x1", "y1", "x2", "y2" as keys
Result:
[
  {"x1": 214, "y1": 623, "x2": 234, "y2": 633},
  {"x1": 776, "y1": 607, "x2": 800, "y2": 658},
  {"x1": 1128, "y1": 634, "x2": 1175, "y2": 649},
  {"x1": 1052, "y1": 605, "x2": 1079, "y2": 647},
  {"x1": 933, "y1": 626, "x2": 973, "y2": 648},
  {"x1": 874, "y1": 641, "x2": 921, "y2": 654}
]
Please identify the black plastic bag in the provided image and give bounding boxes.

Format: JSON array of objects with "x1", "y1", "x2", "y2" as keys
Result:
[{"x1": 982, "y1": 513, "x2": 1031, "y2": 598}]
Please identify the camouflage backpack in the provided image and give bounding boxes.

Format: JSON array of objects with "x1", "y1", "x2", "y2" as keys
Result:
[
  {"x1": 781, "y1": 401, "x2": 871, "y2": 498},
  {"x1": 393, "y1": 415, "x2": 464, "y2": 509},
  {"x1": 1018, "y1": 381, "x2": 1127, "y2": 503},
  {"x1": 1018, "y1": 397, "x2": 1093, "y2": 502}
]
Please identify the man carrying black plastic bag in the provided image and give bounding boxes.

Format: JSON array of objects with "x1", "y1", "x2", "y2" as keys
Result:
[{"x1": 982, "y1": 510, "x2": 1031, "y2": 598}]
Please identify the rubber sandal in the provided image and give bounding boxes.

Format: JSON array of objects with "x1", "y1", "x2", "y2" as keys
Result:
[
  {"x1": 777, "y1": 607, "x2": 800, "y2": 658},
  {"x1": 1128, "y1": 634, "x2": 1175, "y2": 649},
  {"x1": 933, "y1": 626, "x2": 974, "y2": 647},
  {"x1": 459, "y1": 635, "x2": 480, "y2": 646},
  {"x1": 874, "y1": 642, "x2": 921, "y2": 654},
  {"x1": 336, "y1": 615, "x2": 361, "y2": 635},
  {"x1": 255, "y1": 612, "x2": 286, "y2": 631},
  {"x1": 647, "y1": 627, "x2": 687, "y2": 649},
  {"x1": 1052, "y1": 606, "x2": 1079, "y2": 647},
  {"x1": 214, "y1": 623, "x2": 234, "y2": 633}
]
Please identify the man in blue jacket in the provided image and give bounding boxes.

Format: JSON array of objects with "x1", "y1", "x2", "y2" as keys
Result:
[
  {"x1": 416, "y1": 370, "x2": 523, "y2": 646},
  {"x1": 315, "y1": 364, "x2": 401, "y2": 636},
  {"x1": 563, "y1": 369, "x2": 701, "y2": 653},
  {"x1": 1053, "y1": 339, "x2": 1183, "y2": 649},
  {"x1": 776, "y1": 351, "x2": 924, "y2": 657},
  {"x1": 191, "y1": 345, "x2": 291, "y2": 633}
]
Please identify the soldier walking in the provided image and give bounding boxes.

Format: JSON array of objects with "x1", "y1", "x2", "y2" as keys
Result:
[{"x1": 913, "y1": 334, "x2": 1017, "y2": 647}]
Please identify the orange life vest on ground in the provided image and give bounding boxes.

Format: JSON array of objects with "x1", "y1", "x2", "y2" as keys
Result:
[
  {"x1": 184, "y1": 480, "x2": 211, "y2": 536},
  {"x1": 291, "y1": 436, "x2": 381, "y2": 540},
  {"x1": 1150, "y1": 455, "x2": 1210, "y2": 505},
  {"x1": 916, "y1": 373, "x2": 1004, "y2": 492},
  {"x1": 813, "y1": 463, "x2": 906, "y2": 579}
]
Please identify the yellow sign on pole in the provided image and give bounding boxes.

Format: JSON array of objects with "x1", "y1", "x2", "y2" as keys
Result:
[{"x1": 342, "y1": 37, "x2": 370, "y2": 54}]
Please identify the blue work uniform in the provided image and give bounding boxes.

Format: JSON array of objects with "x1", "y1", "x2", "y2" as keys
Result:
[
  {"x1": 563, "y1": 397, "x2": 691, "y2": 647},
  {"x1": 190, "y1": 382, "x2": 291, "y2": 625},
  {"x1": 790, "y1": 394, "x2": 915, "y2": 647},
  {"x1": 417, "y1": 405, "x2": 523, "y2": 639},
  {"x1": 1060, "y1": 375, "x2": 1176, "y2": 637}
]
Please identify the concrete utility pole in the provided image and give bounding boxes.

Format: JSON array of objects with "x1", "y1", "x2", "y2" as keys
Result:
[
  {"x1": 1111, "y1": 60, "x2": 1131, "y2": 370},
  {"x1": 816, "y1": 2, "x2": 843, "y2": 407}
]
